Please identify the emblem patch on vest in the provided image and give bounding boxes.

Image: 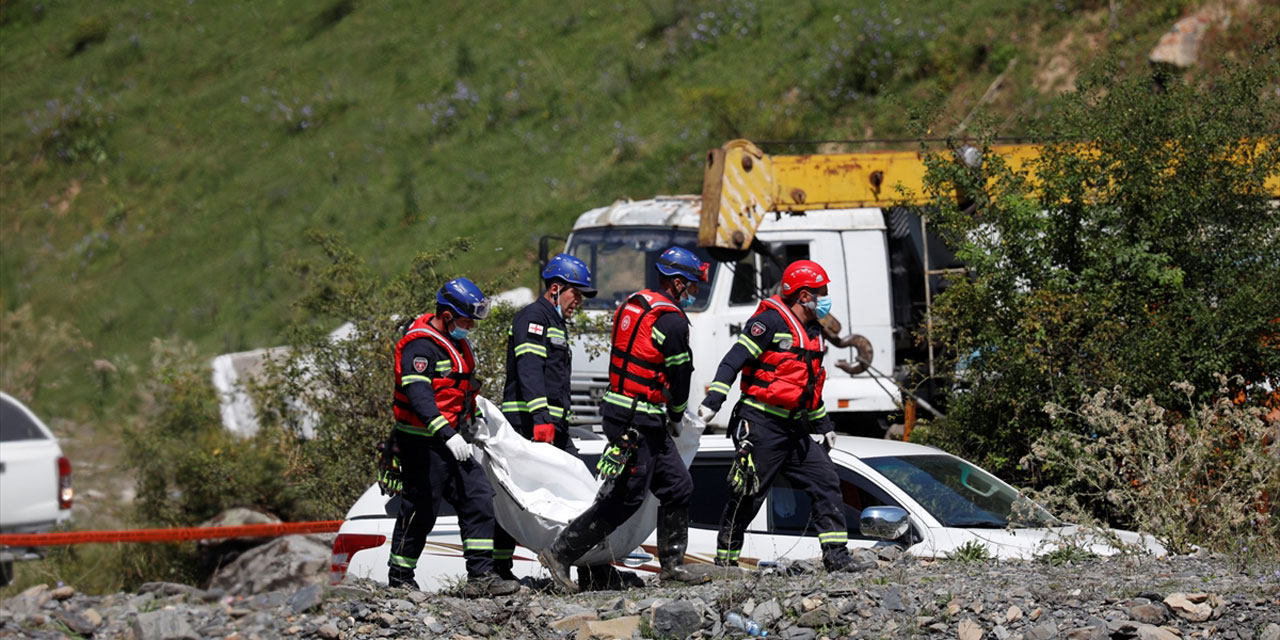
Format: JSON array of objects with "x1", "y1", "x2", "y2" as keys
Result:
[
  {"x1": 413, "y1": 357, "x2": 429, "y2": 373},
  {"x1": 528, "y1": 323, "x2": 544, "y2": 336},
  {"x1": 620, "y1": 316, "x2": 632, "y2": 331},
  {"x1": 749, "y1": 321, "x2": 766, "y2": 337}
]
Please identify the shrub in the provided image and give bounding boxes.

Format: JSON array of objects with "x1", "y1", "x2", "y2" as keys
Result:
[{"x1": 1030, "y1": 375, "x2": 1280, "y2": 559}]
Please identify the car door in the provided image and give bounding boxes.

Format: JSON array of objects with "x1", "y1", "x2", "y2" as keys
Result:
[{"x1": 748, "y1": 456, "x2": 920, "y2": 564}]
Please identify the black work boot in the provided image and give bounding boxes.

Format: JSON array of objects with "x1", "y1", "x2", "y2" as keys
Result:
[
  {"x1": 493, "y1": 558, "x2": 518, "y2": 582},
  {"x1": 823, "y1": 544, "x2": 876, "y2": 573},
  {"x1": 657, "y1": 507, "x2": 711, "y2": 585},
  {"x1": 539, "y1": 513, "x2": 611, "y2": 593},
  {"x1": 387, "y1": 567, "x2": 417, "y2": 590},
  {"x1": 461, "y1": 572, "x2": 520, "y2": 598}
]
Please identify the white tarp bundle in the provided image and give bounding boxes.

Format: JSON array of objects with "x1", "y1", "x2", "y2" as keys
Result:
[{"x1": 469, "y1": 396, "x2": 704, "y2": 566}]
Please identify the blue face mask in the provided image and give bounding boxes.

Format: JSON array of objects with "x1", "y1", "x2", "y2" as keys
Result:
[
  {"x1": 808, "y1": 295, "x2": 832, "y2": 319},
  {"x1": 680, "y1": 295, "x2": 694, "y2": 309},
  {"x1": 450, "y1": 327, "x2": 471, "y2": 340}
]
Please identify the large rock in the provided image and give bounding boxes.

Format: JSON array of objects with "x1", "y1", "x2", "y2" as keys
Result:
[
  {"x1": 650, "y1": 600, "x2": 701, "y2": 639},
  {"x1": 207, "y1": 533, "x2": 332, "y2": 596},
  {"x1": 132, "y1": 609, "x2": 198, "y2": 640},
  {"x1": 1147, "y1": 2, "x2": 1242, "y2": 69}
]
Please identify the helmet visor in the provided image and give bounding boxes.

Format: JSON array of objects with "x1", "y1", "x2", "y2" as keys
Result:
[{"x1": 470, "y1": 298, "x2": 491, "y2": 320}]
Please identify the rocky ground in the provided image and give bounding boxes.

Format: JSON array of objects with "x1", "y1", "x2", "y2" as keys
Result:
[{"x1": 2, "y1": 548, "x2": 1277, "y2": 640}]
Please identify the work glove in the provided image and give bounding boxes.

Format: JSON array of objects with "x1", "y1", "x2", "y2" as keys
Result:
[
  {"x1": 596, "y1": 430, "x2": 638, "y2": 480},
  {"x1": 823, "y1": 431, "x2": 837, "y2": 452},
  {"x1": 375, "y1": 440, "x2": 403, "y2": 496},
  {"x1": 696, "y1": 404, "x2": 717, "y2": 424},
  {"x1": 444, "y1": 433, "x2": 473, "y2": 462},
  {"x1": 533, "y1": 423, "x2": 555, "y2": 443},
  {"x1": 666, "y1": 415, "x2": 682, "y2": 438},
  {"x1": 727, "y1": 440, "x2": 759, "y2": 497}
]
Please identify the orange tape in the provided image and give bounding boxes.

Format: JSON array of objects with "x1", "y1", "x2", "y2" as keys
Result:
[{"x1": 0, "y1": 520, "x2": 344, "y2": 547}]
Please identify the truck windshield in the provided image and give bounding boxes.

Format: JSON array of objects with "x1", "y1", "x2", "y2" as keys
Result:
[{"x1": 566, "y1": 227, "x2": 717, "y2": 311}]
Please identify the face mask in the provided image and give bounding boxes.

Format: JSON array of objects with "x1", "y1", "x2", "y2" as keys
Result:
[
  {"x1": 803, "y1": 295, "x2": 834, "y2": 318},
  {"x1": 450, "y1": 327, "x2": 471, "y2": 340},
  {"x1": 679, "y1": 287, "x2": 695, "y2": 308}
]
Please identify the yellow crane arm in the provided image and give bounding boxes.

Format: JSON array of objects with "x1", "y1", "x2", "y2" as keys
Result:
[{"x1": 698, "y1": 138, "x2": 1279, "y2": 253}]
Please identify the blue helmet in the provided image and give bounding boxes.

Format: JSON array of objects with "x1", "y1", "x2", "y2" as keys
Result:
[
  {"x1": 436, "y1": 277, "x2": 491, "y2": 319},
  {"x1": 541, "y1": 253, "x2": 597, "y2": 298},
  {"x1": 655, "y1": 246, "x2": 709, "y2": 283}
]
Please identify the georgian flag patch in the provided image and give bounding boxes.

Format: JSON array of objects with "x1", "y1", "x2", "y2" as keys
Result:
[
  {"x1": 528, "y1": 323, "x2": 545, "y2": 336},
  {"x1": 749, "y1": 321, "x2": 766, "y2": 337},
  {"x1": 413, "y1": 357, "x2": 429, "y2": 373}
]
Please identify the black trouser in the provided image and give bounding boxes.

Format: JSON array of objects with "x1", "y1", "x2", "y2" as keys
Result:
[
  {"x1": 493, "y1": 413, "x2": 580, "y2": 566},
  {"x1": 551, "y1": 413, "x2": 693, "y2": 563},
  {"x1": 388, "y1": 430, "x2": 496, "y2": 579},
  {"x1": 715, "y1": 407, "x2": 851, "y2": 567}
]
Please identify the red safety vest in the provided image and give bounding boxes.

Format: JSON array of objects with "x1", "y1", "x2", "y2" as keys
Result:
[
  {"x1": 608, "y1": 290, "x2": 685, "y2": 405},
  {"x1": 741, "y1": 296, "x2": 827, "y2": 411},
  {"x1": 392, "y1": 313, "x2": 478, "y2": 429}
]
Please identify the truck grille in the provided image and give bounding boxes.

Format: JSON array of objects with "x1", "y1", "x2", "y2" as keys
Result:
[{"x1": 569, "y1": 374, "x2": 609, "y2": 425}]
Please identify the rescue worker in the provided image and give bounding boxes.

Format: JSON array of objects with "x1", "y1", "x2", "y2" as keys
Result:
[
  {"x1": 694, "y1": 260, "x2": 873, "y2": 573},
  {"x1": 493, "y1": 254, "x2": 641, "y2": 589},
  {"x1": 538, "y1": 246, "x2": 709, "y2": 593},
  {"x1": 387, "y1": 277, "x2": 520, "y2": 597}
]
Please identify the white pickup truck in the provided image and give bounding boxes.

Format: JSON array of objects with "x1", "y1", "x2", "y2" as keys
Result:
[
  {"x1": 558, "y1": 195, "x2": 951, "y2": 435},
  {"x1": 0, "y1": 391, "x2": 73, "y2": 585}
]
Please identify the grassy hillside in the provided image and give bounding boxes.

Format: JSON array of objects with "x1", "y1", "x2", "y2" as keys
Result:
[{"x1": 1, "y1": 0, "x2": 1276, "y2": 422}]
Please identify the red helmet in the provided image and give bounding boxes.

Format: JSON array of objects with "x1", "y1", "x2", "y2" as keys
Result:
[{"x1": 780, "y1": 260, "x2": 830, "y2": 295}]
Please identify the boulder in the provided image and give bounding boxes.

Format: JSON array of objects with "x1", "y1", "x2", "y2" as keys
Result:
[{"x1": 208, "y1": 534, "x2": 332, "y2": 596}]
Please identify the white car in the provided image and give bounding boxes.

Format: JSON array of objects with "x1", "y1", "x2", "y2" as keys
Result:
[
  {"x1": 0, "y1": 392, "x2": 73, "y2": 585},
  {"x1": 331, "y1": 433, "x2": 1164, "y2": 591}
]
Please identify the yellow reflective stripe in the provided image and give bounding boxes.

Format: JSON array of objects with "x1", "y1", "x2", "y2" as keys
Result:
[
  {"x1": 818, "y1": 531, "x2": 848, "y2": 544},
  {"x1": 493, "y1": 549, "x2": 514, "y2": 560},
  {"x1": 671, "y1": 400, "x2": 688, "y2": 413},
  {"x1": 736, "y1": 334, "x2": 763, "y2": 357},
  {"x1": 743, "y1": 398, "x2": 792, "y2": 418},
  {"x1": 395, "y1": 423, "x2": 431, "y2": 436},
  {"x1": 708, "y1": 381, "x2": 732, "y2": 395},
  {"x1": 514, "y1": 343, "x2": 547, "y2": 358},
  {"x1": 664, "y1": 352, "x2": 691, "y2": 366},
  {"x1": 546, "y1": 327, "x2": 567, "y2": 339},
  {"x1": 527, "y1": 397, "x2": 549, "y2": 411},
  {"x1": 401, "y1": 375, "x2": 431, "y2": 385},
  {"x1": 463, "y1": 539, "x2": 494, "y2": 551},
  {"x1": 503, "y1": 401, "x2": 566, "y2": 418},
  {"x1": 390, "y1": 554, "x2": 418, "y2": 568},
  {"x1": 426, "y1": 415, "x2": 450, "y2": 435},
  {"x1": 715, "y1": 549, "x2": 741, "y2": 560},
  {"x1": 809, "y1": 406, "x2": 827, "y2": 420},
  {"x1": 603, "y1": 391, "x2": 665, "y2": 415},
  {"x1": 651, "y1": 327, "x2": 667, "y2": 345},
  {"x1": 774, "y1": 333, "x2": 793, "y2": 342},
  {"x1": 434, "y1": 362, "x2": 453, "y2": 372}
]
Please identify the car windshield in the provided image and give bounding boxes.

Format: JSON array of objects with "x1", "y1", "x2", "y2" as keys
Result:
[
  {"x1": 566, "y1": 227, "x2": 717, "y2": 311},
  {"x1": 863, "y1": 454, "x2": 1058, "y2": 528}
]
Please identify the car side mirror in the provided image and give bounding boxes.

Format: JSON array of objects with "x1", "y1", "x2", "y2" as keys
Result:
[{"x1": 861, "y1": 506, "x2": 910, "y2": 541}]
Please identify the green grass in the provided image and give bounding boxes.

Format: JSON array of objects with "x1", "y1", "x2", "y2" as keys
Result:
[{"x1": 2, "y1": 0, "x2": 1275, "y2": 424}]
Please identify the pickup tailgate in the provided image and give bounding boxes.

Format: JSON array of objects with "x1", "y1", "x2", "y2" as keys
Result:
[{"x1": 0, "y1": 439, "x2": 62, "y2": 531}]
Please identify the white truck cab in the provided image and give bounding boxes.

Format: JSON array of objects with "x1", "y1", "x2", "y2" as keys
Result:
[{"x1": 561, "y1": 195, "x2": 905, "y2": 433}]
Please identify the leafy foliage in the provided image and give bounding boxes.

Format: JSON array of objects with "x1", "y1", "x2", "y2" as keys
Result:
[
  {"x1": 911, "y1": 48, "x2": 1280, "y2": 486},
  {"x1": 947, "y1": 539, "x2": 992, "y2": 563}
]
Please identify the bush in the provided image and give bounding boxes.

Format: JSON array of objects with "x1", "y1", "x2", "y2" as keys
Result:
[{"x1": 1030, "y1": 376, "x2": 1280, "y2": 559}]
